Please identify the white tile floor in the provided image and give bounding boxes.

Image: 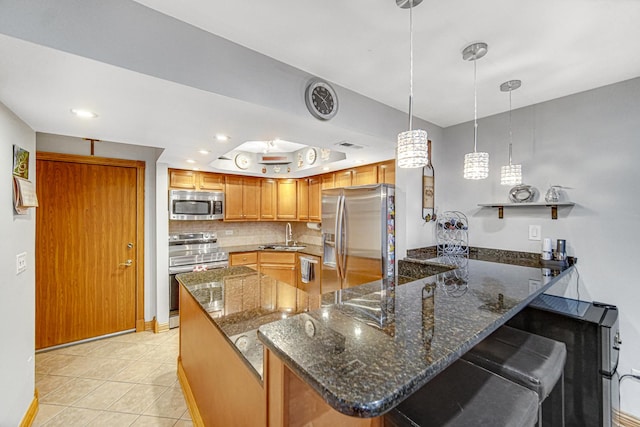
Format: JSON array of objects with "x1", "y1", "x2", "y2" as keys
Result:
[{"x1": 34, "y1": 328, "x2": 192, "y2": 426}]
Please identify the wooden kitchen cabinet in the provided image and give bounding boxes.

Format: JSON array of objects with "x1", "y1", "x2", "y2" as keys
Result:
[
  {"x1": 335, "y1": 170, "x2": 353, "y2": 188},
  {"x1": 169, "y1": 169, "x2": 224, "y2": 191},
  {"x1": 260, "y1": 179, "x2": 277, "y2": 220},
  {"x1": 277, "y1": 179, "x2": 298, "y2": 220},
  {"x1": 308, "y1": 176, "x2": 321, "y2": 222},
  {"x1": 259, "y1": 252, "x2": 297, "y2": 288},
  {"x1": 353, "y1": 164, "x2": 378, "y2": 185},
  {"x1": 225, "y1": 176, "x2": 260, "y2": 220},
  {"x1": 297, "y1": 178, "x2": 309, "y2": 221},
  {"x1": 378, "y1": 160, "x2": 395, "y2": 184},
  {"x1": 320, "y1": 173, "x2": 335, "y2": 190},
  {"x1": 229, "y1": 251, "x2": 258, "y2": 271}
]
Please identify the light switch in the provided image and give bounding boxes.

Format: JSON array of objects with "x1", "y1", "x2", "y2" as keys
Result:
[
  {"x1": 528, "y1": 225, "x2": 541, "y2": 241},
  {"x1": 16, "y1": 252, "x2": 27, "y2": 274}
]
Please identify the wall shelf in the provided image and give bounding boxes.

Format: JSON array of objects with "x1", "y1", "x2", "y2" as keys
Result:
[{"x1": 478, "y1": 202, "x2": 575, "y2": 220}]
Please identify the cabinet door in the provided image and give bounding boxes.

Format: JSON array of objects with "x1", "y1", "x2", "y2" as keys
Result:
[
  {"x1": 335, "y1": 170, "x2": 353, "y2": 188},
  {"x1": 277, "y1": 179, "x2": 298, "y2": 219},
  {"x1": 379, "y1": 160, "x2": 395, "y2": 184},
  {"x1": 224, "y1": 176, "x2": 244, "y2": 220},
  {"x1": 169, "y1": 169, "x2": 197, "y2": 189},
  {"x1": 242, "y1": 177, "x2": 261, "y2": 220},
  {"x1": 308, "y1": 177, "x2": 321, "y2": 222},
  {"x1": 320, "y1": 173, "x2": 335, "y2": 190},
  {"x1": 353, "y1": 165, "x2": 378, "y2": 186},
  {"x1": 261, "y1": 179, "x2": 277, "y2": 220},
  {"x1": 260, "y1": 265, "x2": 297, "y2": 288},
  {"x1": 230, "y1": 252, "x2": 258, "y2": 267},
  {"x1": 297, "y1": 178, "x2": 309, "y2": 221},
  {"x1": 199, "y1": 173, "x2": 224, "y2": 191}
]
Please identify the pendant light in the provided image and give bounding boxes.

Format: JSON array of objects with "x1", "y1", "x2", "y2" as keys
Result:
[
  {"x1": 462, "y1": 42, "x2": 489, "y2": 180},
  {"x1": 500, "y1": 80, "x2": 523, "y2": 185},
  {"x1": 396, "y1": 0, "x2": 428, "y2": 169}
]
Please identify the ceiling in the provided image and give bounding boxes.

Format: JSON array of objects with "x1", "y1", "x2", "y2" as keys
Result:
[{"x1": 1, "y1": 0, "x2": 639, "y2": 174}]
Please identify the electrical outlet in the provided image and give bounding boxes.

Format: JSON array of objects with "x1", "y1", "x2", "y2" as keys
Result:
[
  {"x1": 225, "y1": 230, "x2": 234, "y2": 236},
  {"x1": 528, "y1": 225, "x2": 541, "y2": 241},
  {"x1": 16, "y1": 252, "x2": 27, "y2": 274}
]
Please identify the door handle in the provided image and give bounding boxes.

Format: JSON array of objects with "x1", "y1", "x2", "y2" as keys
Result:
[{"x1": 119, "y1": 259, "x2": 133, "y2": 267}]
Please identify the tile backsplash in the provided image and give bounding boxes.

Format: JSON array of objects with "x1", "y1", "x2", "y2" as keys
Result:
[{"x1": 169, "y1": 221, "x2": 322, "y2": 247}]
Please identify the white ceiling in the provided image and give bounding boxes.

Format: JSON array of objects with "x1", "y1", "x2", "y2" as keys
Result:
[{"x1": 1, "y1": 0, "x2": 639, "y2": 173}]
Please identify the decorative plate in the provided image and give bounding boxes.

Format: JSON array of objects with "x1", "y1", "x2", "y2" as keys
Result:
[
  {"x1": 305, "y1": 148, "x2": 317, "y2": 165},
  {"x1": 509, "y1": 184, "x2": 537, "y2": 203},
  {"x1": 234, "y1": 153, "x2": 250, "y2": 170}
]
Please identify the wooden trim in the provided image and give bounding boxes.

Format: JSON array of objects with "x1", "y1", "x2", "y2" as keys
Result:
[
  {"x1": 177, "y1": 357, "x2": 205, "y2": 427},
  {"x1": 616, "y1": 410, "x2": 640, "y2": 427},
  {"x1": 36, "y1": 151, "x2": 146, "y2": 334},
  {"x1": 19, "y1": 389, "x2": 38, "y2": 427},
  {"x1": 145, "y1": 320, "x2": 155, "y2": 332},
  {"x1": 156, "y1": 322, "x2": 170, "y2": 333}
]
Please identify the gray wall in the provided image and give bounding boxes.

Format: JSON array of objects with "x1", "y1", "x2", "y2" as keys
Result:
[
  {"x1": 36, "y1": 133, "x2": 162, "y2": 322},
  {"x1": 433, "y1": 77, "x2": 640, "y2": 417},
  {"x1": 0, "y1": 101, "x2": 36, "y2": 425}
]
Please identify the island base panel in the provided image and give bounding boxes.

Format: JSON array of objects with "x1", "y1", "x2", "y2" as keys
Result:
[{"x1": 265, "y1": 348, "x2": 382, "y2": 427}]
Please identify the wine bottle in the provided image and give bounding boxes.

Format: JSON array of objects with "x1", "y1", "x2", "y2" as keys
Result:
[{"x1": 422, "y1": 140, "x2": 435, "y2": 222}]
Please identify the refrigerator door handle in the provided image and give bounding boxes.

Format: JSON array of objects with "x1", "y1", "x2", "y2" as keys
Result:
[
  {"x1": 336, "y1": 195, "x2": 346, "y2": 280},
  {"x1": 340, "y1": 196, "x2": 347, "y2": 280}
]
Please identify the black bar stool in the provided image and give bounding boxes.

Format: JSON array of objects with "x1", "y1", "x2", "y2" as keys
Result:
[
  {"x1": 462, "y1": 325, "x2": 566, "y2": 427},
  {"x1": 384, "y1": 359, "x2": 539, "y2": 427}
]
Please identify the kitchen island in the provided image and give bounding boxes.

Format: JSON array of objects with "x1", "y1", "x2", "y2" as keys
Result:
[{"x1": 177, "y1": 258, "x2": 574, "y2": 426}]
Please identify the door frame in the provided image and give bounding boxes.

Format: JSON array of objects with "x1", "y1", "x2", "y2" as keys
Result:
[{"x1": 36, "y1": 151, "x2": 146, "y2": 332}]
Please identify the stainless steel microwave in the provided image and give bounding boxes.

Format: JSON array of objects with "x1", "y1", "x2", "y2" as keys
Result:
[{"x1": 169, "y1": 190, "x2": 224, "y2": 220}]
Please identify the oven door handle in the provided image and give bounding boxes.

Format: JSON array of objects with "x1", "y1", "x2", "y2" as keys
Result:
[{"x1": 169, "y1": 262, "x2": 229, "y2": 274}]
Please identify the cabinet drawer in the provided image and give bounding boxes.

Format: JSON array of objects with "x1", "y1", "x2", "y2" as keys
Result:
[
  {"x1": 259, "y1": 252, "x2": 296, "y2": 264},
  {"x1": 230, "y1": 252, "x2": 258, "y2": 266}
]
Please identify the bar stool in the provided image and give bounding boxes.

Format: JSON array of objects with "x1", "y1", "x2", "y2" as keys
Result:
[
  {"x1": 384, "y1": 359, "x2": 539, "y2": 427},
  {"x1": 462, "y1": 325, "x2": 566, "y2": 427}
]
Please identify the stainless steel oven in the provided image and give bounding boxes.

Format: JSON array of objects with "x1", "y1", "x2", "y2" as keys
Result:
[
  {"x1": 168, "y1": 232, "x2": 228, "y2": 328},
  {"x1": 169, "y1": 190, "x2": 224, "y2": 220}
]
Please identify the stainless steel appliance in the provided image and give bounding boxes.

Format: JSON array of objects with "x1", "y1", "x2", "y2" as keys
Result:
[
  {"x1": 169, "y1": 190, "x2": 224, "y2": 220},
  {"x1": 168, "y1": 232, "x2": 228, "y2": 328},
  {"x1": 321, "y1": 184, "x2": 395, "y2": 293},
  {"x1": 508, "y1": 294, "x2": 621, "y2": 427}
]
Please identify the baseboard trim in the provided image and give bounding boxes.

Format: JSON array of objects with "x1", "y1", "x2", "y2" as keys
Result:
[
  {"x1": 144, "y1": 320, "x2": 154, "y2": 331},
  {"x1": 177, "y1": 357, "x2": 205, "y2": 427},
  {"x1": 20, "y1": 389, "x2": 38, "y2": 427},
  {"x1": 617, "y1": 410, "x2": 640, "y2": 427}
]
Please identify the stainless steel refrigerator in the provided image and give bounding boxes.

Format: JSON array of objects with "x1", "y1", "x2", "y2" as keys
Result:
[{"x1": 321, "y1": 184, "x2": 395, "y2": 293}]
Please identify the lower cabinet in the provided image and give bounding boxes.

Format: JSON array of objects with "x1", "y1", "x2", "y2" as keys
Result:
[
  {"x1": 259, "y1": 252, "x2": 296, "y2": 287},
  {"x1": 229, "y1": 251, "x2": 258, "y2": 271}
]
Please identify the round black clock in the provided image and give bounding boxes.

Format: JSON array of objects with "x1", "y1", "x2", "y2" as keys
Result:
[{"x1": 305, "y1": 79, "x2": 338, "y2": 121}]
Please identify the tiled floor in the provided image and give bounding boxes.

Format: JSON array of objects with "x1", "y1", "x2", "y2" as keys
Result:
[{"x1": 34, "y1": 328, "x2": 192, "y2": 426}]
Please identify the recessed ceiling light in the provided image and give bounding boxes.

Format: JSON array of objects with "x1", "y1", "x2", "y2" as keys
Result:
[
  {"x1": 192, "y1": 167, "x2": 200, "y2": 171},
  {"x1": 70, "y1": 108, "x2": 98, "y2": 119},
  {"x1": 199, "y1": 150, "x2": 210, "y2": 155},
  {"x1": 355, "y1": 160, "x2": 363, "y2": 164},
  {"x1": 186, "y1": 159, "x2": 196, "y2": 164},
  {"x1": 322, "y1": 166, "x2": 330, "y2": 171},
  {"x1": 216, "y1": 134, "x2": 229, "y2": 142}
]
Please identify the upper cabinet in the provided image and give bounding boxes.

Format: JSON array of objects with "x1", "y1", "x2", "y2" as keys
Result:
[
  {"x1": 320, "y1": 173, "x2": 335, "y2": 190},
  {"x1": 169, "y1": 169, "x2": 224, "y2": 191},
  {"x1": 276, "y1": 179, "x2": 298, "y2": 220},
  {"x1": 297, "y1": 178, "x2": 309, "y2": 221},
  {"x1": 225, "y1": 176, "x2": 260, "y2": 221},
  {"x1": 260, "y1": 179, "x2": 277, "y2": 220},
  {"x1": 353, "y1": 165, "x2": 378, "y2": 186},
  {"x1": 378, "y1": 160, "x2": 395, "y2": 185},
  {"x1": 334, "y1": 170, "x2": 352, "y2": 188},
  {"x1": 308, "y1": 176, "x2": 321, "y2": 222}
]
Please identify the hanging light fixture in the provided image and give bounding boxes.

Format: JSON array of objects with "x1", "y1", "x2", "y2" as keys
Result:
[
  {"x1": 500, "y1": 80, "x2": 523, "y2": 185},
  {"x1": 396, "y1": 0, "x2": 428, "y2": 169},
  {"x1": 462, "y1": 42, "x2": 489, "y2": 180}
]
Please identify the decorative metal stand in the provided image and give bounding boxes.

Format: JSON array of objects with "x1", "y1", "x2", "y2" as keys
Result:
[{"x1": 436, "y1": 211, "x2": 469, "y2": 257}]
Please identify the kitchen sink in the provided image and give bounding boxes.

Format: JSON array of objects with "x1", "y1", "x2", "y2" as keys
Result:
[{"x1": 258, "y1": 244, "x2": 306, "y2": 251}]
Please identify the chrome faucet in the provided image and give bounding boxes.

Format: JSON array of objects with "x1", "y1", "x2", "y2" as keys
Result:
[{"x1": 285, "y1": 222, "x2": 293, "y2": 246}]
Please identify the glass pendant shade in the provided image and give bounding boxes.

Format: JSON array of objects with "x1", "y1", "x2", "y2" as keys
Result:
[
  {"x1": 398, "y1": 129, "x2": 428, "y2": 168},
  {"x1": 500, "y1": 164, "x2": 522, "y2": 185},
  {"x1": 463, "y1": 152, "x2": 489, "y2": 180}
]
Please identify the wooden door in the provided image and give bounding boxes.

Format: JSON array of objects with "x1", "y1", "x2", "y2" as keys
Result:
[
  {"x1": 277, "y1": 179, "x2": 297, "y2": 219},
  {"x1": 242, "y1": 177, "x2": 261, "y2": 220},
  {"x1": 261, "y1": 179, "x2": 277, "y2": 220},
  {"x1": 353, "y1": 165, "x2": 378, "y2": 185},
  {"x1": 225, "y1": 176, "x2": 244, "y2": 220},
  {"x1": 320, "y1": 173, "x2": 335, "y2": 190},
  {"x1": 297, "y1": 178, "x2": 309, "y2": 221},
  {"x1": 199, "y1": 172, "x2": 224, "y2": 191},
  {"x1": 169, "y1": 169, "x2": 197, "y2": 189},
  {"x1": 36, "y1": 153, "x2": 144, "y2": 349},
  {"x1": 335, "y1": 170, "x2": 353, "y2": 188},
  {"x1": 308, "y1": 177, "x2": 321, "y2": 222}
]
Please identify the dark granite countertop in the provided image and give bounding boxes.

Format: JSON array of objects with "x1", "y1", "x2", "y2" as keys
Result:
[
  {"x1": 257, "y1": 257, "x2": 575, "y2": 418},
  {"x1": 223, "y1": 243, "x2": 323, "y2": 258},
  {"x1": 176, "y1": 266, "x2": 321, "y2": 382}
]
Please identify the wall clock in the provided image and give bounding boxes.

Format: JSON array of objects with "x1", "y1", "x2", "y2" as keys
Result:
[{"x1": 305, "y1": 79, "x2": 338, "y2": 121}]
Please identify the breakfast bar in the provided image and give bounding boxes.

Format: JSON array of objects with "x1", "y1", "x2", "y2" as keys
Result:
[{"x1": 177, "y1": 258, "x2": 575, "y2": 426}]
